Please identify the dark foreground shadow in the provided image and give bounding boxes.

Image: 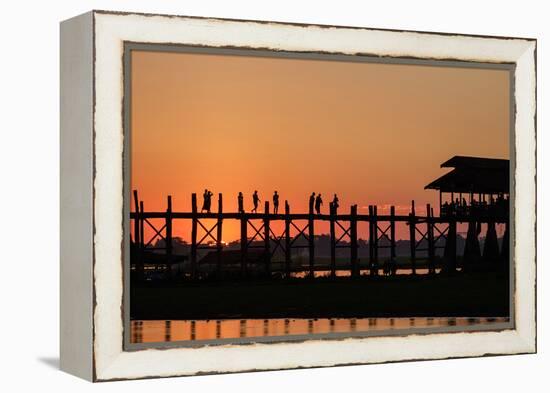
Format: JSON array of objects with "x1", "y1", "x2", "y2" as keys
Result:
[
  {"x1": 38, "y1": 357, "x2": 59, "y2": 370},
  {"x1": 131, "y1": 272, "x2": 510, "y2": 320}
]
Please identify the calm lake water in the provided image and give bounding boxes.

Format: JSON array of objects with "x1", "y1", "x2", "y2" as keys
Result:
[{"x1": 130, "y1": 316, "x2": 509, "y2": 344}]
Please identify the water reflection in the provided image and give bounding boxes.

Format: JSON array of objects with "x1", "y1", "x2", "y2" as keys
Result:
[
  {"x1": 165, "y1": 320, "x2": 171, "y2": 342},
  {"x1": 291, "y1": 268, "x2": 441, "y2": 279},
  {"x1": 130, "y1": 316, "x2": 509, "y2": 344}
]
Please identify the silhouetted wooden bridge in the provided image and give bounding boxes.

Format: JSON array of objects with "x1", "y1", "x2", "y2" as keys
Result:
[{"x1": 130, "y1": 190, "x2": 509, "y2": 280}]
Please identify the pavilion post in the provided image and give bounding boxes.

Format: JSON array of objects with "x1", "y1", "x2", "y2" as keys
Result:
[{"x1": 427, "y1": 203, "x2": 435, "y2": 274}]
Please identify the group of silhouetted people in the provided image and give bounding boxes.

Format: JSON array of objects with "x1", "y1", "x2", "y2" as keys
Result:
[
  {"x1": 236, "y1": 191, "x2": 269, "y2": 214},
  {"x1": 309, "y1": 192, "x2": 340, "y2": 214},
  {"x1": 201, "y1": 190, "x2": 341, "y2": 214},
  {"x1": 239, "y1": 190, "x2": 277, "y2": 214},
  {"x1": 441, "y1": 193, "x2": 509, "y2": 217}
]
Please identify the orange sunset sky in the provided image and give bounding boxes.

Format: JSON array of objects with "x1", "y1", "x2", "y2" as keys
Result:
[{"x1": 130, "y1": 49, "x2": 510, "y2": 242}]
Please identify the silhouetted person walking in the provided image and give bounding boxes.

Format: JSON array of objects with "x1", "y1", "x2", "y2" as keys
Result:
[
  {"x1": 201, "y1": 189, "x2": 208, "y2": 212},
  {"x1": 273, "y1": 191, "x2": 279, "y2": 214},
  {"x1": 238, "y1": 192, "x2": 244, "y2": 213},
  {"x1": 332, "y1": 194, "x2": 339, "y2": 214},
  {"x1": 202, "y1": 190, "x2": 213, "y2": 213},
  {"x1": 252, "y1": 190, "x2": 260, "y2": 213},
  {"x1": 315, "y1": 194, "x2": 323, "y2": 214},
  {"x1": 201, "y1": 189, "x2": 214, "y2": 213},
  {"x1": 309, "y1": 192, "x2": 316, "y2": 213}
]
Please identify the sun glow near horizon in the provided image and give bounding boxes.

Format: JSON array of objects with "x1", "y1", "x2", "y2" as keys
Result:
[{"x1": 131, "y1": 49, "x2": 510, "y2": 242}]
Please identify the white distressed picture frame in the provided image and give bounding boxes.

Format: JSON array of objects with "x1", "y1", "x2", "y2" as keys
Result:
[{"x1": 60, "y1": 10, "x2": 536, "y2": 382}]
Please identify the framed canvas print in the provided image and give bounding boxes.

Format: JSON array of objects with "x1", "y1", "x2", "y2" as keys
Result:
[{"x1": 60, "y1": 10, "x2": 537, "y2": 381}]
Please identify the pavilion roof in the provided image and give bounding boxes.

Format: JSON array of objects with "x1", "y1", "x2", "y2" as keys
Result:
[{"x1": 425, "y1": 156, "x2": 509, "y2": 194}]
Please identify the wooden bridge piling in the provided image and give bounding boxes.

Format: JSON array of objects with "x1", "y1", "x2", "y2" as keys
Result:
[
  {"x1": 501, "y1": 221, "x2": 509, "y2": 268},
  {"x1": 264, "y1": 201, "x2": 271, "y2": 276},
  {"x1": 132, "y1": 190, "x2": 143, "y2": 279},
  {"x1": 390, "y1": 205, "x2": 396, "y2": 263},
  {"x1": 308, "y1": 203, "x2": 315, "y2": 277},
  {"x1": 427, "y1": 203, "x2": 435, "y2": 274},
  {"x1": 284, "y1": 201, "x2": 291, "y2": 278},
  {"x1": 409, "y1": 200, "x2": 417, "y2": 275},
  {"x1": 139, "y1": 201, "x2": 145, "y2": 252},
  {"x1": 350, "y1": 204, "x2": 358, "y2": 277},
  {"x1": 216, "y1": 193, "x2": 223, "y2": 277},
  {"x1": 329, "y1": 202, "x2": 336, "y2": 278},
  {"x1": 368, "y1": 205, "x2": 374, "y2": 273},
  {"x1": 373, "y1": 205, "x2": 379, "y2": 275},
  {"x1": 190, "y1": 193, "x2": 198, "y2": 279},
  {"x1": 240, "y1": 207, "x2": 247, "y2": 277},
  {"x1": 166, "y1": 195, "x2": 173, "y2": 258},
  {"x1": 139, "y1": 200, "x2": 145, "y2": 280},
  {"x1": 446, "y1": 218, "x2": 457, "y2": 272},
  {"x1": 483, "y1": 220, "x2": 499, "y2": 264},
  {"x1": 133, "y1": 190, "x2": 140, "y2": 247}
]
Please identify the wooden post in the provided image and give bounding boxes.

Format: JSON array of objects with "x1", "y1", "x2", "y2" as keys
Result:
[
  {"x1": 445, "y1": 218, "x2": 457, "y2": 273},
  {"x1": 216, "y1": 193, "x2": 223, "y2": 277},
  {"x1": 483, "y1": 220, "x2": 499, "y2": 264},
  {"x1": 368, "y1": 205, "x2": 374, "y2": 274},
  {"x1": 350, "y1": 204, "x2": 358, "y2": 277},
  {"x1": 264, "y1": 201, "x2": 271, "y2": 277},
  {"x1": 308, "y1": 200, "x2": 315, "y2": 278},
  {"x1": 133, "y1": 190, "x2": 141, "y2": 280},
  {"x1": 329, "y1": 202, "x2": 336, "y2": 278},
  {"x1": 139, "y1": 201, "x2": 145, "y2": 280},
  {"x1": 372, "y1": 205, "x2": 379, "y2": 275},
  {"x1": 133, "y1": 190, "x2": 140, "y2": 247},
  {"x1": 464, "y1": 218, "x2": 481, "y2": 267},
  {"x1": 139, "y1": 201, "x2": 145, "y2": 250},
  {"x1": 190, "y1": 193, "x2": 198, "y2": 280},
  {"x1": 390, "y1": 205, "x2": 396, "y2": 262},
  {"x1": 284, "y1": 201, "x2": 291, "y2": 278},
  {"x1": 166, "y1": 195, "x2": 173, "y2": 257},
  {"x1": 501, "y1": 220, "x2": 509, "y2": 270},
  {"x1": 240, "y1": 208, "x2": 247, "y2": 277},
  {"x1": 427, "y1": 203, "x2": 435, "y2": 274},
  {"x1": 409, "y1": 200, "x2": 416, "y2": 275}
]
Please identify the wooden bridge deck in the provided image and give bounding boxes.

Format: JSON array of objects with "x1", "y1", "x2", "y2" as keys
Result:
[{"x1": 130, "y1": 191, "x2": 509, "y2": 280}]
